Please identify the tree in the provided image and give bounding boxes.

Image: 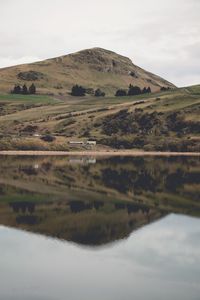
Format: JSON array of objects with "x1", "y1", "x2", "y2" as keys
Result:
[
  {"x1": 29, "y1": 83, "x2": 36, "y2": 94},
  {"x1": 161, "y1": 86, "x2": 170, "y2": 92},
  {"x1": 12, "y1": 85, "x2": 21, "y2": 94},
  {"x1": 115, "y1": 89, "x2": 127, "y2": 97},
  {"x1": 128, "y1": 85, "x2": 142, "y2": 96},
  {"x1": 147, "y1": 87, "x2": 151, "y2": 93},
  {"x1": 22, "y1": 84, "x2": 28, "y2": 95},
  {"x1": 71, "y1": 85, "x2": 86, "y2": 96},
  {"x1": 95, "y1": 89, "x2": 105, "y2": 97},
  {"x1": 142, "y1": 87, "x2": 148, "y2": 94}
]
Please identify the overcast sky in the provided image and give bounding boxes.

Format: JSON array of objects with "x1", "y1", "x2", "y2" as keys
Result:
[{"x1": 0, "y1": 0, "x2": 199, "y2": 87}]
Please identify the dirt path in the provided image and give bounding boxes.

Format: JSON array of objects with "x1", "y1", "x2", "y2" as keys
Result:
[{"x1": 0, "y1": 150, "x2": 199, "y2": 157}]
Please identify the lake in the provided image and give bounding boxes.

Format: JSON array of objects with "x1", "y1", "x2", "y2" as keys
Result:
[{"x1": 0, "y1": 156, "x2": 200, "y2": 299}]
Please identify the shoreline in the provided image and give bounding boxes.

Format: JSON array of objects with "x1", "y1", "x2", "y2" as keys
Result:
[{"x1": 0, "y1": 150, "x2": 199, "y2": 157}]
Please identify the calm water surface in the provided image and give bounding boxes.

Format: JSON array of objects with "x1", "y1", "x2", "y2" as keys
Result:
[{"x1": 0, "y1": 156, "x2": 199, "y2": 299}]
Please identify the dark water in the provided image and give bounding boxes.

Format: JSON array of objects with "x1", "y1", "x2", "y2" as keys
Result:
[{"x1": 0, "y1": 156, "x2": 200, "y2": 299}]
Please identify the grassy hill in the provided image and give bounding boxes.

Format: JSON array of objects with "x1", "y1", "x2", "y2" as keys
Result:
[
  {"x1": 0, "y1": 84, "x2": 199, "y2": 151},
  {"x1": 0, "y1": 48, "x2": 175, "y2": 95}
]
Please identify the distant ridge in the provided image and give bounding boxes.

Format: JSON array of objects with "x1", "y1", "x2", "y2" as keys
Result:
[{"x1": 0, "y1": 47, "x2": 175, "y2": 95}]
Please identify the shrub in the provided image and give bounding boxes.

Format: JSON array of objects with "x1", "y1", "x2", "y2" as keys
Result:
[
  {"x1": 29, "y1": 83, "x2": 36, "y2": 94},
  {"x1": 128, "y1": 85, "x2": 142, "y2": 96},
  {"x1": 71, "y1": 85, "x2": 86, "y2": 96},
  {"x1": 128, "y1": 85, "x2": 151, "y2": 96},
  {"x1": 147, "y1": 87, "x2": 151, "y2": 93},
  {"x1": 11, "y1": 83, "x2": 36, "y2": 95},
  {"x1": 115, "y1": 89, "x2": 127, "y2": 97},
  {"x1": 11, "y1": 85, "x2": 21, "y2": 94},
  {"x1": 41, "y1": 135, "x2": 56, "y2": 142},
  {"x1": 22, "y1": 84, "x2": 28, "y2": 95},
  {"x1": 95, "y1": 89, "x2": 105, "y2": 97},
  {"x1": 161, "y1": 86, "x2": 170, "y2": 92},
  {"x1": 17, "y1": 71, "x2": 44, "y2": 81}
]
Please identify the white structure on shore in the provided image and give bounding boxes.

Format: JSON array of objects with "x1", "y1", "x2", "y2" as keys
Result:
[
  {"x1": 69, "y1": 141, "x2": 84, "y2": 145},
  {"x1": 69, "y1": 140, "x2": 96, "y2": 146},
  {"x1": 86, "y1": 141, "x2": 96, "y2": 146}
]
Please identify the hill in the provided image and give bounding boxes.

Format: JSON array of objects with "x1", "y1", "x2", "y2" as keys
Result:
[
  {"x1": 0, "y1": 84, "x2": 199, "y2": 152},
  {"x1": 0, "y1": 47, "x2": 175, "y2": 95}
]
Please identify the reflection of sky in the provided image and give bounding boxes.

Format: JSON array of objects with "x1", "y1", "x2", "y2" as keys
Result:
[{"x1": 0, "y1": 214, "x2": 199, "y2": 300}]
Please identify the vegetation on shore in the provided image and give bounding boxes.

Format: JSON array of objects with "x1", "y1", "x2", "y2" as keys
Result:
[{"x1": 0, "y1": 84, "x2": 199, "y2": 152}]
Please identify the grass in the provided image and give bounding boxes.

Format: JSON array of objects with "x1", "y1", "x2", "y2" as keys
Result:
[
  {"x1": 0, "y1": 93, "x2": 56, "y2": 103},
  {"x1": 186, "y1": 85, "x2": 200, "y2": 95},
  {"x1": 0, "y1": 193, "x2": 50, "y2": 203}
]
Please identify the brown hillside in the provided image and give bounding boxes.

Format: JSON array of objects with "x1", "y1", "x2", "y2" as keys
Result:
[{"x1": 0, "y1": 47, "x2": 175, "y2": 95}]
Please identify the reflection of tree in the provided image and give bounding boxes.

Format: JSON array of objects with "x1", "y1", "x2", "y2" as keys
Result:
[
  {"x1": 100, "y1": 157, "x2": 200, "y2": 199},
  {"x1": 10, "y1": 202, "x2": 35, "y2": 214},
  {"x1": 102, "y1": 168, "x2": 157, "y2": 194},
  {"x1": 127, "y1": 204, "x2": 150, "y2": 215},
  {"x1": 115, "y1": 202, "x2": 150, "y2": 215},
  {"x1": 115, "y1": 203, "x2": 126, "y2": 210},
  {"x1": 166, "y1": 169, "x2": 185, "y2": 192},
  {"x1": 69, "y1": 201, "x2": 104, "y2": 213},
  {"x1": 16, "y1": 215, "x2": 38, "y2": 225},
  {"x1": 94, "y1": 201, "x2": 104, "y2": 210},
  {"x1": 0, "y1": 186, "x2": 4, "y2": 195}
]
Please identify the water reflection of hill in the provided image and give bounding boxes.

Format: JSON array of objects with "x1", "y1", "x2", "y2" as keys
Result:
[
  {"x1": 0, "y1": 156, "x2": 199, "y2": 246},
  {"x1": 1, "y1": 199, "x2": 163, "y2": 246}
]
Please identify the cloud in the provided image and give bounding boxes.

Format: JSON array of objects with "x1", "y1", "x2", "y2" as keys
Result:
[{"x1": 0, "y1": 0, "x2": 199, "y2": 86}]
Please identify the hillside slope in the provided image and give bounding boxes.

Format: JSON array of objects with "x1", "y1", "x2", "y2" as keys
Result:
[
  {"x1": 0, "y1": 48, "x2": 175, "y2": 95},
  {"x1": 0, "y1": 85, "x2": 199, "y2": 152}
]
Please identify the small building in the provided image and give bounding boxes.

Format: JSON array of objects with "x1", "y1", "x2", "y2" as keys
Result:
[
  {"x1": 69, "y1": 140, "x2": 97, "y2": 147},
  {"x1": 69, "y1": 141, "x2": 84, "y2": 145},
  {"x1": 86, "y1": 141, "x2": 96, "y2": 146},
  {"x1": 33, "y1": 133, "x2": 41, "y2": 137}
]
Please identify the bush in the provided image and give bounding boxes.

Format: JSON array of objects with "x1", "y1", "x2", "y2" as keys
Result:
[
  {"x1": 11, "y1": 85, "x2": 21, "y2": 94},
  {"x1": 41, "y1": 135, "x2": 56, "y2": 142},
  {"x1": 115, "y1": 89, "x2": 127, "y2": 97},
  {"x1": 95, "y1": 89, "x2": 105, "y2": 97},
  {"x1": 128, "y1": 85, "x2": 151, "y2": 96},
  {"x1": 22, "y1": 84, "x2": 28, "y2": 95},
  {"x1": 71, "y1": 85, "x2": 86, "y2": 96},
  {"x1": 29, "y1": 83, "x2": 36, "y2": 94},
  {"x1": 128, "y1": 85, "x2": 142, "y2": 96},
  {"x1": 161, "y1": 86, "x2": 170, "y2": 92},
  {"x1": 17, "y1": 71, "x2": 44, "y2": 81},
  {"x1": 11, "y1": 83, "x2": 36, "y2": 95}
]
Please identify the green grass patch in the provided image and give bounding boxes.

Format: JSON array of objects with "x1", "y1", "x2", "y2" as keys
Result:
[
  {"x1": 186, "y1": 85, "x2": 200, "y2": 95},
  {"x1": 0, "y1": 93, "x2": 56, "y2": 104},
  {"x1": 0, "y1": 193, "x2": 52, "y2": 203}
]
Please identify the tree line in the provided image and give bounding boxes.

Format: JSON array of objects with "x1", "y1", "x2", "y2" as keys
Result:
[
  {"x1": 10, "y1": 82, "x2": 170, "y2": 97},
  {"x1": 11, "y1": 83, "x2": 36, "y2": 95},
  {"x1": 71, "y1": 85, "x2": 106, "y2": 97},
  {"x1": 70, "y1": 84, "x2": 154, "y2": 97},
  {"x1": 115, "y1": 85, "x2": 151, "y2": 97}
]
